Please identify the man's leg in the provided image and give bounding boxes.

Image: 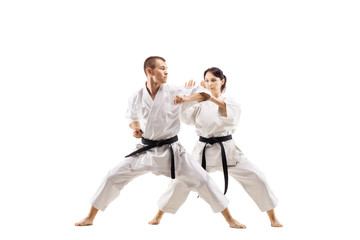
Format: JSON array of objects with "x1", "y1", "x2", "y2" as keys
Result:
[
  {"x1": 75, "y1": 156, "x2": 147, "y2": 226},
  {"x1": 149, "y1": 180, "x2": 190, "y2": 225}
]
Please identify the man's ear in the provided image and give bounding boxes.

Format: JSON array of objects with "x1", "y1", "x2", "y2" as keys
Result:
[{"x1": 146, "y1": 68, "x2": 152, "y2": 76}]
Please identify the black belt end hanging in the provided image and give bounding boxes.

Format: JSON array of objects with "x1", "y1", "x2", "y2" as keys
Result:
[
  {"x1": 170, "y1": 146, "x2": 175, "y2": 179},
  {"x1": 199, "y1": 135, "x2": 232, "y2": 195}
]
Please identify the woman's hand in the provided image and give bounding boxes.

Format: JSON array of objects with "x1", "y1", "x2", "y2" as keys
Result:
[{"x1": 200, "y1": 81, "x2": 210, "y2": 90}]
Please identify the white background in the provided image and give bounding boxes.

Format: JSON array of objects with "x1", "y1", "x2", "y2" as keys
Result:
[{"x1": 1, "y1": 0, "x2": 359, "y2": 239}]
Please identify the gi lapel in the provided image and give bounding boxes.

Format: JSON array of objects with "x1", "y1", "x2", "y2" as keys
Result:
[{"x1": 142, "y1": 84, "x2": 165, "y2": 140}]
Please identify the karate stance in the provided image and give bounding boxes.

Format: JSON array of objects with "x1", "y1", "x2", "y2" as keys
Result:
[
  {"x1": 149, "y1": 67, "x2": 282, "y2": 227},
  {"x1": 75, "y1": 57, "x2": 245, "y2": 228}
]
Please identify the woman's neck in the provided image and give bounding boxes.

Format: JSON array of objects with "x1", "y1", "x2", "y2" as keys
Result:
[{"x1": 211, "y1": 90, "x2": 222, "y2": 98}]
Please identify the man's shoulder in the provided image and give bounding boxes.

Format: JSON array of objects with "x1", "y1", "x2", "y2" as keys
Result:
[
  {"x1": 162, "y1": 83, "x2": 177, "y2": 90},
  {"x1": 128, "y1": 87, "x2": 144, "y2": 101},
  {"x1": 163, "y1": 83, "x2": 186, "y2": 94}
]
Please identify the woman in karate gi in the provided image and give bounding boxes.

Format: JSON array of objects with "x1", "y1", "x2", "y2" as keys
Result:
[
  {"x1": 149, "y1": 67, "x2": 282, "y2": 227},
  {"x1": 75, "y1": 57, "x2": 245, "y2": 228}
]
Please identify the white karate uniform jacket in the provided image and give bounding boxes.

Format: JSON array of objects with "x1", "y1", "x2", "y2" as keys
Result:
[{"x1": 180, "y1": 95, "x2": 242, "y2": 167}]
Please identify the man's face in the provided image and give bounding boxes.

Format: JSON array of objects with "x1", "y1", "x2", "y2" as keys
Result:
[{"x1": 151, "y1": 59, "x2": 168, "y2": 84}]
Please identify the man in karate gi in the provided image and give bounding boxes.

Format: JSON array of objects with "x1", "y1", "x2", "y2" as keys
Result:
[{"x1": 75, "y1": 56, "x2": 245, "y2": 228}]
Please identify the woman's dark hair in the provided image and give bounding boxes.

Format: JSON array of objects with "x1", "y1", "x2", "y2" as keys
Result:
[{"x1": 203, "y1": 67, "x2": 227, "y2": 92}]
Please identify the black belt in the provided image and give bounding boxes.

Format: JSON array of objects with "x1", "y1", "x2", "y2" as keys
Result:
[
  {"x1": 125, "y1": 135, "x2": 178, "y2": 179},
  {"x1": 199, "y1": 135, "x2": 232, "y2": 194}
]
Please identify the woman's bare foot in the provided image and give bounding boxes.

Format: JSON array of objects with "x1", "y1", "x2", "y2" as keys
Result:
[
  {"x1": 267, "y1": 209, "x2": 283, "y2": 227},
  {"x1": 221, "y1": 207, "x2": 246, "y2": 229},
  {"x1": 148, "y1": 210, "x2": 164, "y2": 225}
]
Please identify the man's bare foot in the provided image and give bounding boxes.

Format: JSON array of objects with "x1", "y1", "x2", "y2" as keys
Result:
[
  {"x1": 267, "y1": 209, "x2": 283, "y2": 227},
  {"x1": 148, "y1": 210, "x2": 164, "y2": 225},
  {"x1": 148, "y1": 216, "x2": 161, "y2": 225},
  {"x1": 75, "y1": 206, "x2": 98, "y2": 226},
  {"x1": 221, "y1": 207, "x2": 246, "y2": 229},
  {"x1": 75, "y1": 217, "x2": 94, "y2": 226},
  {"x1": 270, "y1": 218, "x2": 283, "y2": 227},
  {"x1": 227, "y1": 218, "x2": 247, "y2": 229}
]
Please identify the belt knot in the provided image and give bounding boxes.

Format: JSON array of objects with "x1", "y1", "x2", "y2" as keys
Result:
[{"x1": 207, "y1": 137, "x2": 218, "y2": 145}]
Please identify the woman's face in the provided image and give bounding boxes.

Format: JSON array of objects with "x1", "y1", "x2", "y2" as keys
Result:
[{"x1": 204, "y1": 71, "x2": 224, "y2": 95}]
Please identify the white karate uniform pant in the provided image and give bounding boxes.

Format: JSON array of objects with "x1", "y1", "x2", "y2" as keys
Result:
[
  {"x1": 90, "y1": 148, "x2": 229, "y2": 213},
  {"x1": 158, "y1": 153, "x2": 278, "y2": 213}
]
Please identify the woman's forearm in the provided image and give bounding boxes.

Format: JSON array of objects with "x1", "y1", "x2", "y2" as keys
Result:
[{"x1": 210, "y1": 96, "x2": 226, "y2": 110}]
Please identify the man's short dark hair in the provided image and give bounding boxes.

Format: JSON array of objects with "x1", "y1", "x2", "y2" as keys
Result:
[{"x1": 144, "y1": 56, "x2": 166, "y2": 75}]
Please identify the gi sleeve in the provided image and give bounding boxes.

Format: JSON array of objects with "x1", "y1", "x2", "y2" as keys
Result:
[
  {"x1": 220, "y1": 96, "x2": 241, "y2": 125},
  {"x1": 180, "y1": 104, "x2": 199, "y2": 125},
  {"x1": 125, "y1": 91, "x2": 139, "y2": 125}
]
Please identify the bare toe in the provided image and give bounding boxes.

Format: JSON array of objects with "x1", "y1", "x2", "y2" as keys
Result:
[
  {"x1": 271, "y1": 221, "x2": 283, "y2": 227},
  {"x1": 148, "y1": 219, "x2": 160, "y2": 225},
  {"x1": 75, "y1": 218, "x2": 93, "y2": 226},
  {"x1": 229, "y1": 219, "x2": 246, "y2": 229}
]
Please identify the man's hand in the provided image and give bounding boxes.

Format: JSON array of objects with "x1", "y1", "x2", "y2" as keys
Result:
[
  {"x1": 133, "y1": 128, "x2": 143, "y2": 138},
  {"x1": 185, "y1": 80, "x2": 196, "y2": 87},
  {"x1": 130, "y1": 121, "x2": 143, "y2": 138},
  {"x1": 173, "y1": 95, "x2": 188, "y2": 104}
]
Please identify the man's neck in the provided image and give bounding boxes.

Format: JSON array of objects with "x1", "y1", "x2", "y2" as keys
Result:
[{"x1": 146, "y1": 79, "x2": 162, "y2": 100}]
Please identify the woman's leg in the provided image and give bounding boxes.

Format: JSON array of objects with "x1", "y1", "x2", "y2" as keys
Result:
[{"x1": 228, "y1": 154, "x2": 282, "y2": 227}]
